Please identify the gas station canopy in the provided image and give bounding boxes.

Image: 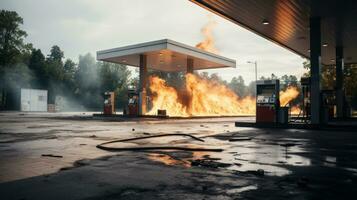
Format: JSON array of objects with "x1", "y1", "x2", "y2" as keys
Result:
[
  {"x1": 190, "y1": 0, "x2": 357, "y2": 65},
  {"x1": 97, "y1": 39, "x2": 236, "y2": 72},
  {"x1": 188, "y1": 0, "x2": 357, "y2": 123}
]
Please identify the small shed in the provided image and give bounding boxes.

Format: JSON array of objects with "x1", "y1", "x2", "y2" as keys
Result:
[{"x1": 20, "y1": 88, "x2": 48, "y2": 112}]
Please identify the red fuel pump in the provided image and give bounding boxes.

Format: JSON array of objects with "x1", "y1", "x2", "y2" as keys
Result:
[
  {"x1": 103, "y1": 92, "x2": 115, "y2": 115},
  {"x1": 256, "y1": 80, "x2": 280, "y2": 123},
  {"x1": 125, "y1": 89, "x2": 139, "y2": 116}
]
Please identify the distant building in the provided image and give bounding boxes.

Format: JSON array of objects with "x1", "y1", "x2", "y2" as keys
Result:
[{"x1": 20, "y1": 88, "x2": 48, "y2": 112}]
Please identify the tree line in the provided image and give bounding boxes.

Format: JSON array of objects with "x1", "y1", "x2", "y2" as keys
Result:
[{"x1": 0, "y1": 10, "x2": 134, "y2": 110}]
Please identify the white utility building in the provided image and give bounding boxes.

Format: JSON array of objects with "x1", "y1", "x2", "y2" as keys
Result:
[{"x1": 20, "y1": 88, "x2": 48, "y2": 112}]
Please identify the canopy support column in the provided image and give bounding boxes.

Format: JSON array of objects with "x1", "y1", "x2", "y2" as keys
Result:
[
  {"x1": 139, "y1": 54, "x2": 147, "y2": 115},
  {"x1": 187, "y1": 58, "x2": 194, "y2": 74},
  {"x1": 336, "y1": 46, "x2": 344, "y2": 118},
  {"x1": 310, "y1": 17, "x2": 322, "y2": 124}
]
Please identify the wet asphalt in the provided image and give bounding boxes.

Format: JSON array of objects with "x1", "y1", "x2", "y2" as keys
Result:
[{"x1": 0, "y1": 112, "x2": 356, "y2": 199}]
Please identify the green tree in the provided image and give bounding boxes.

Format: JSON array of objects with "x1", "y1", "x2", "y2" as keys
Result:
[
  {"x1": 64, "y1": 59, "x2": 76, "y2": 74},
  {"x1": 198, "y1": 71, "x2": 210, "y2": 80},
  {"x1": 208, "y1": 73, "x2": 227, "y2": 85},
  {"x1": 270, "y1": 73, "x2": 278, "y2": 80},
  {"x1": 47, "y1": 45, "x2": 64, "y2": 63},
  {"x1": 259, "y1": 76, "x2": 267, "y2": 80},
  {"x1": 302, "y1": 59, "x2": 311, "y2": 77},
  {"x1": 75, "y1": 53, "x2": 101, "y2": 109},
  {"x1": 63, "y1": 58, "x2": 77, "y2": 93},
  {"x1": 0, "y1": 10, "x2": 28, "y2": 66},
  {"x1": 46, "y1": 46, "x2": 65, "y2": 82},
  {"x1": 0, "y1": 10, "x2": 32, "y2": 109},
  {"x1": 98, "y1": 62, "x2": 131, "y2": 108},
  {"x1": 344, "y1": 64, "x2": 357, "y2": 110},
  {"x1": 229, "y1": 76, "x2": 247, "y2": 97},
  {"x1": 321, "y1": 65, "x2": 336, "y2": 90},
  {"x1": 281, "y1": 74, "x2": 298, "y2": 90},
  {"x1": 28, "y1": 49, "x2": 47, "y2": 88},
  {"x1": 148, "y1": 70, "x2": 185, "y2": 90},
  {"x1": 45, "y1": 45, "x2": 66, "y2": 103}
]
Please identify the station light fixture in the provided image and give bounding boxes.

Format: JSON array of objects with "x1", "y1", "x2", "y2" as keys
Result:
[{"x1": 262, "y1": 19, "x2": 269, "y2": 25}]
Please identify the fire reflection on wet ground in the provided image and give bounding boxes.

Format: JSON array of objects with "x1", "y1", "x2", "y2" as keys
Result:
[
  {"x1": 148, "y1": 153, "x2": 191, "y2": 168},
  {"x1": 145, "y1": 134, "x2": 316, "y2": 177}
]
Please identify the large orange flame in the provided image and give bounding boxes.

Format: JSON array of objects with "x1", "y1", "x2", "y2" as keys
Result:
[
  {"x1": 279, "y1": 86, "x2": 300, "y2": 106},
  {"x1": 195, "y1": 17, "x2": 219, "y2": 54},
  {"x1": 186, "y1": 74, "x2": 255, "y2": 116},
  {"x1": 280, "y1": 86, "x2": 301, "y2": 115},
  {"x1": 290, "y1": 105, "x2": 301, "y2": 115},
  {"x1": 147, "y1": 74, "x2": 255, "y2": 117},
  {"x1": 147, "y1": 75, "x2": 302, "y2": 117},
  {"x1": 147, "y1": 76, "x2": 188, "y2": 117}
]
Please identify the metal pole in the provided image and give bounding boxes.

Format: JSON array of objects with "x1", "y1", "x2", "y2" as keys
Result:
[
  {"x1": 247, "y1": 61, "x2": 258, "y2": 82},
  {"x1": 255, "y1": 61, "x2": 257, "y2": 82}
]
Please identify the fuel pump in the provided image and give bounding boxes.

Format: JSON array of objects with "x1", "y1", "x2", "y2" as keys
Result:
[
  {"x1": 300, "y1": 77, "x2": 311, "y2": 122},
  {"x1": 125, "y1": 89, "x2": 139, "y2": 116},
  {"x1": 321, "y1": 89, "x2": 336, "y2": 122},
  {"x1": 256, "y1": 80, "x2": 280, "y2": 123},
  {"x1": 103, "y1": 92, "x2": 115, "y2": 115}
]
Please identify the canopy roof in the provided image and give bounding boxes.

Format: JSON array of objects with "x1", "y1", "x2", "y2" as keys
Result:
[
  {"x1": 190, "y1": 0, "x2": 357, "y2": 65},
  {"x1": 97, "y1": 39, "x2": 236, "y2": 72}
]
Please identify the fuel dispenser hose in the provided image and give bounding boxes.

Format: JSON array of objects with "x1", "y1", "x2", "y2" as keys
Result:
[{"x1": 96, "y1": 133, "x2": 223, "y2": 152}]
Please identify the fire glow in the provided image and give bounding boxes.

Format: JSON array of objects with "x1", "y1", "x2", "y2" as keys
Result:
[
  {"x1": 280, "y1": 86, "x2": 301, "y2": 115},
  {"x1": 146, "y1": 74, "x2": 255, "y2": 117},
  {"x1": 146, "y1": 74, "x2": 301, "y2": 117},
  {"x1": 280, "y1": 86, "x2": 299, "y2": 106},
  {"x1": 195, "y1": 16, "x2": 219, "y2": 54}
]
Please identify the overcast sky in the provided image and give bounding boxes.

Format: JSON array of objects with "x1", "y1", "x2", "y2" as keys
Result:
[{"x1": 2, "y1": 0, "x2": 307, "y2": 83}]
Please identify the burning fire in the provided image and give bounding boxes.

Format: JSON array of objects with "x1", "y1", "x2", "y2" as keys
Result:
[
  {"x1": 280, "y1": 86, "x2": 301, "y2": 115},
  {"x1": 290, "y1": 106, "x2": 301, "y2": 115},
  {"x1": 146, "y1": 75, "x2": 302, "y2": 117},
  {"x1": 195, "y1": 16, "x2": 219, "y2": 54},
  {"x1": 186, "y1": 74, "x2": 255, "y2": 116},
  {"x1": 279, "y1": 86, "x2": 300, "y2": 106},
  {"x1": 146, "y1": 76, "x2": 188, "y2": 117},
  {"x1": 147, "y1": 74, "x2": 255, "y2": 117}
]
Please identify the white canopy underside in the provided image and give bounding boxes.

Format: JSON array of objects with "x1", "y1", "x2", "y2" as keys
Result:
[{"x1": 97, "y1": 39, "x2": 236, "y2": 72}]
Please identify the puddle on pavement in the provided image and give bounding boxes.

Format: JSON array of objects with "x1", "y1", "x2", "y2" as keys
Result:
[
  {"x1": 226, "y1": 184, "x2": 258, "y2": 194},
  {"x1": 323, "y1": 156, "x2": 337, "y2": 167},
  {"x1": 146, "y1": 136, "x2": 357, "y2": 178},
  {"x1": 343, "y1": 167, "x2": 357, "y2": 173},
  {"x1": 145, "y1": 136, "x2": 314, "y2": 177}
]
